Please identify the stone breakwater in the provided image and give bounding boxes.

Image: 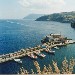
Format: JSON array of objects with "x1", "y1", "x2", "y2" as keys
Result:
[{"x1": 0, "y1": 34, "x2": 75, "y2": 63}]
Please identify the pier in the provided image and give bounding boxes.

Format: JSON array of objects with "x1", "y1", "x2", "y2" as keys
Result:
[{"x1": 0, "y1": 34, "x2": 75, "y2": 63}]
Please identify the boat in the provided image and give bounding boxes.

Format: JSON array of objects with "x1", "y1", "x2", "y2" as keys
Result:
[
  {"x1": 45, "y1": 49, "x2": 55, "y2": 54},
  {"x1": 54, "y1": 46, "x2": 59, "y2": 49},
  {"x1": 27, "y1": 53, "x2": 37, "y2": 59},
  {"x1": 34, "y1": 51, "x2": 46, "y2": 58},
  {"x1": 49, "y1": 50, "x2": 55, "y2": 54},
  {"x1": 14, "y1": 59, "x2": 22, "y2": 63},
  {"x1": 38, "y1": 53, "x2": 46, "y2": 58}
]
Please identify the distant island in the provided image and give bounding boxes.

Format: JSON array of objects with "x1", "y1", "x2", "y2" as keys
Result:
[
  {"x1": 36, "y1": 11, "x2": 75, "y2": 23},
  {"x1": 23, "y1": 14, "x2": 44, "y2": 20}
]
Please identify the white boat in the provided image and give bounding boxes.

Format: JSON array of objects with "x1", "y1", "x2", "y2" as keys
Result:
[
  {"x1": 14, "y1": 59, "x2": 22, "y2": 63},
  {"x1": 49, "y1": 50, "x2": 55, "y2": 53},
  {"x1": 38, "y1": 53, "x2": 46, "y2": 57},
  {"x1": 45, "y1": 49, "x2": 55, "y2": 54},
  {"x1": 54, "y1": 46, "x2": 59, "y2": 49}
]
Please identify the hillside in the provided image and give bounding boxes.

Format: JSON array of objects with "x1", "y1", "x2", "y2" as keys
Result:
[
  {"x1": 23, "y1": 14, "x2": 44, "y2": 20},
  {"x1": 36, "y1": 11, "x2": 75, "y2": 23}
]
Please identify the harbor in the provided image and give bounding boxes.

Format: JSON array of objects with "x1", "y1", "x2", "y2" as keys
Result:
[{"x1": 0, "y1": 33, "x2": 75, "y2": 64}]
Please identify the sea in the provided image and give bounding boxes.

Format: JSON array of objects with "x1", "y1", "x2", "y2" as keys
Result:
[{"x1": 0, "y1": 19, "x2": 75, "y2": 74}]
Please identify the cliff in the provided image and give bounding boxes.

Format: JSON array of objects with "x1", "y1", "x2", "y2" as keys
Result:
[
  {"x1": 71, "y1": 22, "x2": 75, "y2": 28},
  {"x1": 36, "y1": 11, "x2": 75, "y2": 23}
]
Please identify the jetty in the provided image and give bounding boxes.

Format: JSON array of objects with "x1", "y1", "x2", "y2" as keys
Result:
[{"x1": 0, "y1": 33, "x2": 75, "y2": 63}]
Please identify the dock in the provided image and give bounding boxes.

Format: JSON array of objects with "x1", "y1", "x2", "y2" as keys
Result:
[
  {"x1": 0, "y1": 43, "x2": 65, "y2": 63},
  {"x1": 0, "y1": 34, "x2": 75, "y2": 63}
]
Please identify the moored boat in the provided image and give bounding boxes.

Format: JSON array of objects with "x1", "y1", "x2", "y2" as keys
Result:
[
  {"x1": 54, "y1": 46, "x2": 59, "y2": 49},
  {"x1": 14, "y1": 59, "x2": 22, "y2": 63},
  {"x1": 38, "y1": 53, "x2": 46, "y2": 58},
  {"x1": 27, "y1": 53, "x2": 37, "y2": 59},
  {"x1": 45, "y1": 49, "x2": 55, "y2": 54},
  {"x1": 49, "y1": 50, "x2": 55, "y2": 53},
  {"x1": 34, "y1": 51, "x2": 46, "y2": 58}
]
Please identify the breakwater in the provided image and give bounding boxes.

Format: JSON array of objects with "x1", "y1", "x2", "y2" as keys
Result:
[{"x1": 0, "y1": 34, "x2": 75, "y2": 63}]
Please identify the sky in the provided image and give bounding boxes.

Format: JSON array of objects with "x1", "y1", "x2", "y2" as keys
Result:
[{"x1": 0, "y1": 0, "x2": 75, "y2": 19}]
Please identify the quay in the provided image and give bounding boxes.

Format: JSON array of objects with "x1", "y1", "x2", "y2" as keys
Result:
[{"x1": 0, "y1": 33, "x2": 75, "y2": 63}]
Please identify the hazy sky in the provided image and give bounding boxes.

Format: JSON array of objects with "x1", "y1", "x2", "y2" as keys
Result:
[{"x1": 0, "y1": 0, "x2": 75, "y2": 19}]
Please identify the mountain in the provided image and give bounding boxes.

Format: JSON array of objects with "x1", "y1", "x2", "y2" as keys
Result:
[
  {"x1": 36, "y1": 11, "x2": 75, "y2": 23},
  {"x1": 23, "y1": 14, "x2": 44, "y2": 20}
]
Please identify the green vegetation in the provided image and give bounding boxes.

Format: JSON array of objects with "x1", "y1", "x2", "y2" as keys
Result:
[{"x1": 36, "y1": 11, "x2": 75, "y2": 23}]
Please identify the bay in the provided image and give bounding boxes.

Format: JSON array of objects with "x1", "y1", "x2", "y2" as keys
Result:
[{"x1": 0, "y1": 19, "x2": 75, "y2": 74}]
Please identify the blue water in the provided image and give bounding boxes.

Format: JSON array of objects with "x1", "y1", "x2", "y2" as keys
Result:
[{"x1": 0, "y1": 19, "x2": 75, "y2": 74}]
